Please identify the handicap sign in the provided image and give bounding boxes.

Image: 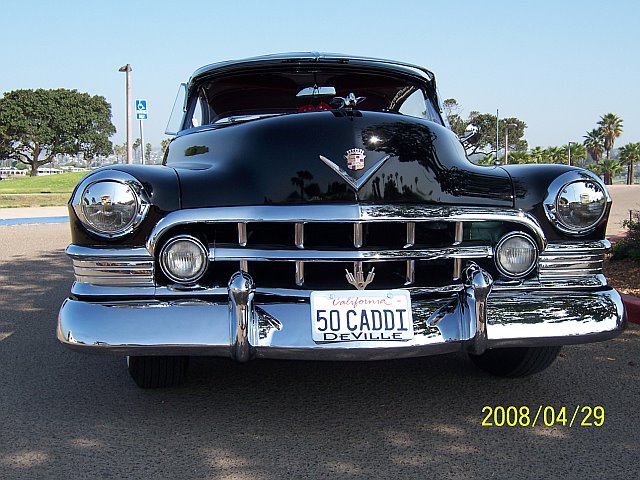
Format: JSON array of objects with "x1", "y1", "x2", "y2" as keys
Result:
[
  {"x1": 135, "y1": 99, "x2": 147, "y2": 112},
  {"x1": 135, "y1": 99, "x2": 148, "y2": 120}
]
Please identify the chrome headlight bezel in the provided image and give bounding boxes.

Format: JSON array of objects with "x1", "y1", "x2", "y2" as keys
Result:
[
  {"x1": 159, "y1": 235, "x2": 209, "y2": 284},
  {"x1": 494, "y1": 231, "x2": 538, "y2": 279},
  {"x1": 544, "y1": 171, "x2": 610, "y2": 236},
  {"x1": 71, "y1": 170, "x2": 150, "y2": 239}
]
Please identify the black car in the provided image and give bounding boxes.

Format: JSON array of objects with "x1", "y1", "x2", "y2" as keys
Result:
[{"x1": 58, "y1": 53, "x2": 625, "y2": 388}]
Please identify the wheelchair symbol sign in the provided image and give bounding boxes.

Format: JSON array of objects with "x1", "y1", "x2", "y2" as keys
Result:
[{"x1": 135, "y1": 99, "x2": 147, "y2": 112}]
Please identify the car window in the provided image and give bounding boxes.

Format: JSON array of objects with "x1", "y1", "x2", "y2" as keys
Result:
[{"x1": 184, "y1": 68, "x2": 443, "y2": 129}]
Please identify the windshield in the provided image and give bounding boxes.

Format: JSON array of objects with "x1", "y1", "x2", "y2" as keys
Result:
[{"x1": 183, "y1": 67, "x2": 442, "y2": 130}]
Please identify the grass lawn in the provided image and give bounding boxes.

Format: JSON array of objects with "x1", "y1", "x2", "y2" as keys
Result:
[{"x1": 0, "y1": 172, "x2": 87, "y2": 207}]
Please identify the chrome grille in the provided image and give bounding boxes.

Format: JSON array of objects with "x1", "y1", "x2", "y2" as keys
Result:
[
  {"x1": 146, "y1": 205, "x2": 548, "y2": 290},
  {"x1": 68, "y1": 246, "x2": 154, "y2": 287},
  {"x1": 538, "y1": 241, "x2": 608, "y2": 280}
]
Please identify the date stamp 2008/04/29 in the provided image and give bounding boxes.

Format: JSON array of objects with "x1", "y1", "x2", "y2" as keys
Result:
[{"x1": 481, "y1": 405, "x2": 605, "y2": 427}]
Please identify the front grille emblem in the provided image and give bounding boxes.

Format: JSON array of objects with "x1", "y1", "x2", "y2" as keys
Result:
[
  {"x1": 345, "y1": 148, "x2": 366, "y2": 171},
  {"x1": 345, "y1": 264, "x2": 375, "y2": 290},
  {"x1": 319, "y1": 153, "x2": 391, "y2": 193}
]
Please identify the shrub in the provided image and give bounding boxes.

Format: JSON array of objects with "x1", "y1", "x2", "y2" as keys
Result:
[{"x1": 611, "y1": 210, "x2": 640, "y2": 261}]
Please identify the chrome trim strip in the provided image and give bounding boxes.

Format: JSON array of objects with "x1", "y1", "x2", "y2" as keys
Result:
[
  {"x1": 295, "y1": 261, "x2": 305, "y2": 286},
  {"x1": 207, "y1": 245, "x2": 493, "y2": 262},
  {"x1": 238, "y1": 222, "x2": 248, "y2": 247},
  {"x1": 405, "y1": 260, "x2": 415, "y2": 285},
  {"x1": 146, "y1": 205, "x2": 547, "y2": 254},
  {"x1": 67, "y1": 245, "x2": 152, "y2": 260},
  {"x1": 542, "y1": 239, "x2": 610, "y2": 252},
  {"x1": 353, "y1": 222, "x2": 363, "y2": 248},
  {"x1": 453, "y1": 221, "x2": 464, "y2": 279},
  {"x1": 295, "y1": 223, "x2": 304, "y2": 249},
  {"x1": 405, "y1": 222, "x2": 416, "y2": 248},
  {"x1": 73, "y1": 266, "x2": 153, "y2": 277}
]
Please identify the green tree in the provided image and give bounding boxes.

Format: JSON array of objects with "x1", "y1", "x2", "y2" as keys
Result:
[
  {"x1": 529, "y1": 146, "x2": 546, "y2": 164},
  {"x1": 588, "y1": 158, "x2": 624, "y2": 185},
  {"x1": 507, "y1": 151, "x2": 532, "y2": 164},
  {"x1": 442, "y1": 100, "x2": 527, "y2": 157},
  {"x1": 619, "y1": 142, "x2": 640, "y2": 185},
  {"x1": 443, "y1": 98, "x2": 466, "y2": 137},
  {"x1": 583, "y1": 128, "x2": 604, "y2": 163},
  {"x1": 160, "y1": 138, "x2": 171, "y2": 155},
  {"x1": 564, "y1": 143, "x2": 587, "y2": 166},
  {"x1": 0, "y1": 89, "x2": 115, "y2": 176},
  {"x1": 145, "y1": 143, "x2": 152, "y2": 163},
  {"x1": 544, "y1": 146, "x2": 565, "y2": 164},
  {"x1": 113, "y1": 143, "x2": 126, "y2": 163},
  {"x1": 597, "y1": 113, "x2": 623, "y2": 160}
]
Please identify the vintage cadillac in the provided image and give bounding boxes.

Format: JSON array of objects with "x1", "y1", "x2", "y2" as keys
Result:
[{"x1": 58, "y1": 53, "x2": 626, "y2": 388}]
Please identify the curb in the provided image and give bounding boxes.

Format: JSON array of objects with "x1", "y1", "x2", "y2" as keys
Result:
[{"x1": 621, "y1": 293, "x2": 640, "y2": 325}]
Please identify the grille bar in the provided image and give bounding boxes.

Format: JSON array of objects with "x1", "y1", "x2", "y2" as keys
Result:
[{"x1": 209, "y1": 246, "x2": 493, "y2": 262}]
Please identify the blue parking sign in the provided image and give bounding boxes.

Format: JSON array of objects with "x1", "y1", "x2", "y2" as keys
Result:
[{"x1": 135, "y1": 99, "x2": 147, "y2": 112}]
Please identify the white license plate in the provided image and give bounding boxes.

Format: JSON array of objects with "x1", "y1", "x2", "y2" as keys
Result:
[{"x1": 310, "y1": 289, "x2": 414, "y2": 343}]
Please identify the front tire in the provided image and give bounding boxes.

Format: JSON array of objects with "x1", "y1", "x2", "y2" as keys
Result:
[
  {"x1": 469, "y1": 346, "x2": 561, "y2": 377},
  {"x1": 127, "y1": 356, "x2": 189, "y2": 388}
]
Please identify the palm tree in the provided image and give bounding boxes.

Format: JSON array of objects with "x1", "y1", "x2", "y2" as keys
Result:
[
  {"x1": 583, "y1": 129, "x2": 604, "y2": 164},
  {"x1": 545, "y1": 146, "x2": 565, "y2": 164},
  {"x1": 530, "y1": 146, "x2": 545, "y2": 164},
  {"x1": 597, "y1": 113, "x2": 623, "y2": 160},
  {"x1": 619, "y1": 142, "x2": 640, "y2": 185},
  {"x1": 599, "y1": 159, "x2": 625, "y2": 185},
  {"x1": 564, "y1": 143, "x2": 587, "y2": 166},
  {"x1": 507, "y1": 151, "x2": 531, "y2": 164}
]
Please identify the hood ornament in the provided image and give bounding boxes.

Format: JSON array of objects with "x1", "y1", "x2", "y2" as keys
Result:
[
  {"x1": 346, "y1": 263, "x2": 375, "y2": 290},
  {"x1": 331, "y1": 92, "x2": 366, "y2": 110},
  {"x1": 319, "y1": 153, "x2": 390, "y2": 192}
]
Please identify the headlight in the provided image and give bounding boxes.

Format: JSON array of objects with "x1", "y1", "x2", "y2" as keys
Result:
[
  {"x1": 494, "y1": 232, "x2": 538, "y2": 278},
  {"x1": 555, "y1": 181, "x2": 607, "y2": 233},
  {"x1": 544, "y1": 172, "x2": 609, "y2": 236},
  {"x1": 81, "y1": 181, "x2": 138, "y2": 234},
  {"x1": 73, "y1": 171, "x2": 150, "y2": 238},
  {"x1": 160, "y1": 235, "x2": 208, "y2": 284}
]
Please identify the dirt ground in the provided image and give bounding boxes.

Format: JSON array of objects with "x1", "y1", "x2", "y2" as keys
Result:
[{"x1": 606, "y1": 185, "x2": 640, "y2": 235}]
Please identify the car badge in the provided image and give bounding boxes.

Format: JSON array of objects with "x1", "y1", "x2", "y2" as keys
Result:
[
  {"x1": 319, "y1": 153, "x2": 391, "y2": 193},
  {"x1": 346, "y1": 264, "x2": 375, "y2": 290},
  {"x1": 345, "y1": 148, "x2": 366, "y2": 171}
]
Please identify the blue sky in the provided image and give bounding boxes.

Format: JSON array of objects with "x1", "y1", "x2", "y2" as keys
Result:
[{"x1": 2, "y1": 0, "x2": 639, "y2": 150}]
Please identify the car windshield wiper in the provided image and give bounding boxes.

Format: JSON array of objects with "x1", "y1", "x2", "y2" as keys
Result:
[{"x1": 213, "y1": 113, "x2": 286, "y2": 125}]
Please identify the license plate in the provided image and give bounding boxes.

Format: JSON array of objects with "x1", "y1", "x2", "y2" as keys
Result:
[{"x1": 310, "y1": 289, "x2": 414, "y2": 343}]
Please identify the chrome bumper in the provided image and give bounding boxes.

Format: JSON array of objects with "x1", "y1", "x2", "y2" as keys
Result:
[{"x1": 57, "y1": 265, "x2": 626, "y2": 361}]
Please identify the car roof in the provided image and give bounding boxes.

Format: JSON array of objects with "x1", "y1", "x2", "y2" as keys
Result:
[{"x1": 189, "y1": 52, "x2": 436, "y2": 87}]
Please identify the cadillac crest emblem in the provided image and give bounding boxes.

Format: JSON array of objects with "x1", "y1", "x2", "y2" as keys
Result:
[{"x1": 345, "y1": 148, "x2": 366, "y2": 171}]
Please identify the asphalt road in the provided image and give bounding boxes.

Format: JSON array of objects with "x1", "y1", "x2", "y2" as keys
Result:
[{"x1": 1, "y1": 224, "x2": 639, "y2": 480}]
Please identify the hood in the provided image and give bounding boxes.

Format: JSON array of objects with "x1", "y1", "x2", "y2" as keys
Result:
[{"x1": 165, "y1": 111, "x2": 513, "y2": 208}]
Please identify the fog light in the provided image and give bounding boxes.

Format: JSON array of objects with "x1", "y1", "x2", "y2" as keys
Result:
[
  {"x1": 495, "y1": 232, "x2": 537, "y2": 278},
  {"x1": 160, "y1": 235, "x2": 208, "y2": 284}
]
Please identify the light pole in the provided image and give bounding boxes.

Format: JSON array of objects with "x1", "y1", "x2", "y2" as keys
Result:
[
  {"x1": 118, "y1": 64, "x2": 133, "y2": 164},
  {"x1": 504, "y1": 123, "x2": 517, "y2": 165},
  {"x1": 567, "y1": 141, "x2": 575, "y2": 166}
]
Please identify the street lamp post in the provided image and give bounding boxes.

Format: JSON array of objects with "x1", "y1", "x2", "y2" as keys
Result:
[
  {"x1": 567, "y1": 141, "x2": 575, "y2": 166},
  {"x1": 118, "y1": 64, "x2": 133, "y2": 164},
  {"x1": 504, "y1": 123, "x2": 517, "y2": 165}
]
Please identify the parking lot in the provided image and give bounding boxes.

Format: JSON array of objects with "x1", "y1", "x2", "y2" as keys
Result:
[{"x1": 0, "y1": 222, "x2": 638, "y2": 479}]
